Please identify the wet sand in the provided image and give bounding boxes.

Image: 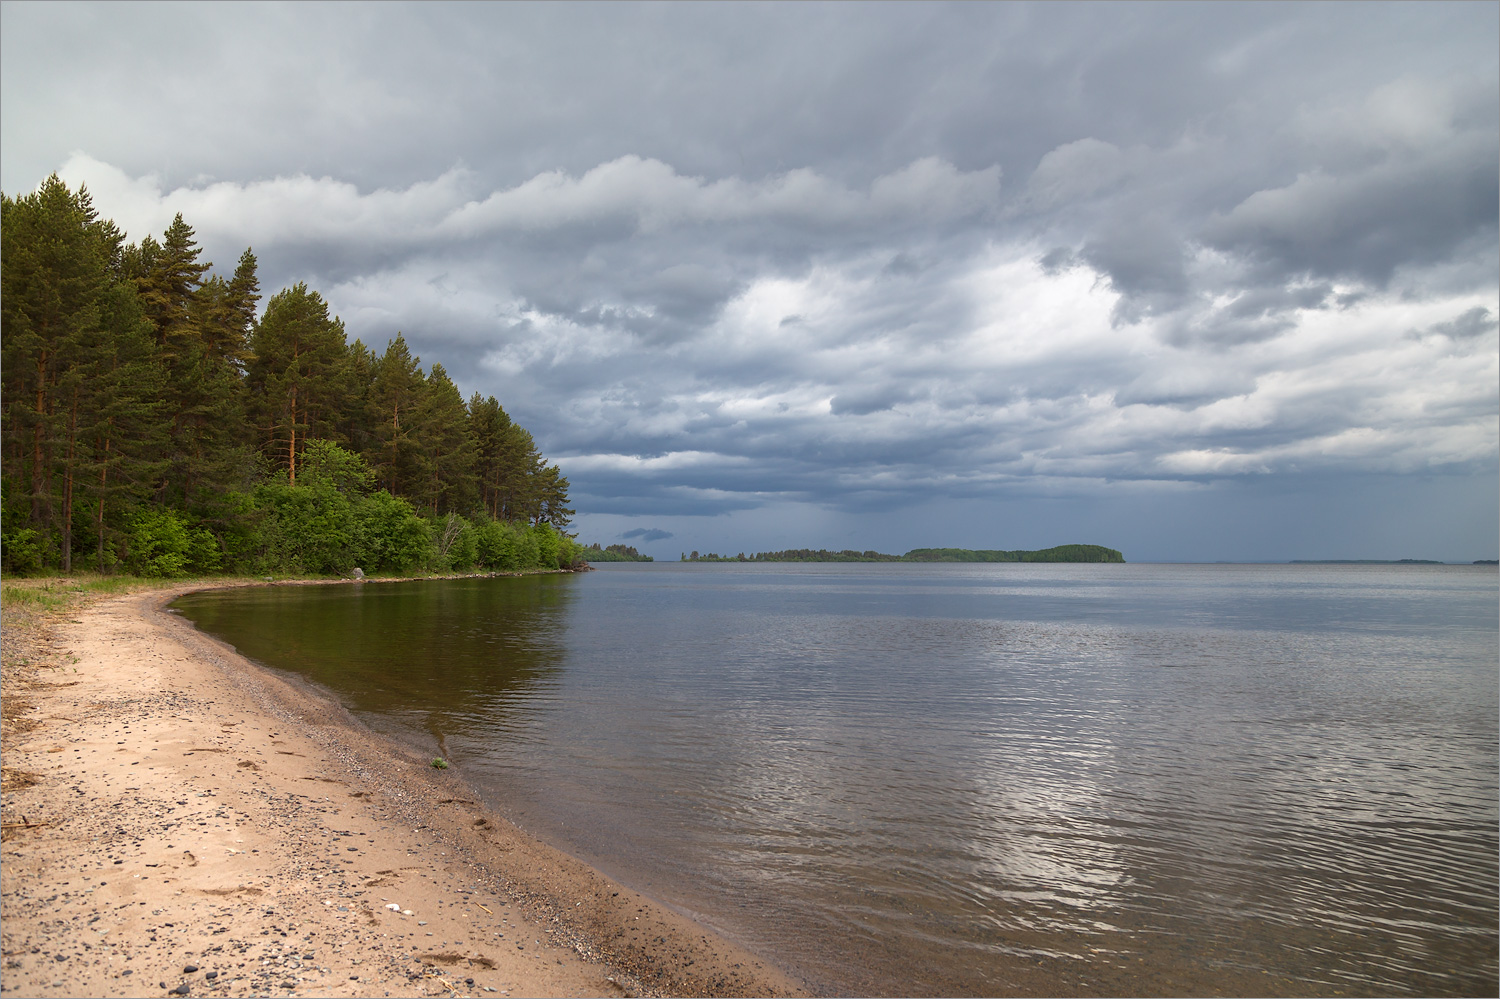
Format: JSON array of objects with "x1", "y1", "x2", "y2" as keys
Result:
[{"x1": 1, "y1": 581, "x2": 809, "y2": 998}]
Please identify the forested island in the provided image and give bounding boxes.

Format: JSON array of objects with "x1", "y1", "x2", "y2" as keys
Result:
[
  {"x1": 681, "y1": 544, "x2": 1125, "y2": 563},
  {"x1": 582, "y1": 543, "x2": 654, "y2": 562},
  {"x1": 2, "y1": 177, "x2": 587, "y2": 577}
]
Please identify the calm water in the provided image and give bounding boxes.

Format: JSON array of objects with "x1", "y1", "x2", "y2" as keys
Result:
[{"x1": 173, "y1": 563, "x2": 1499, "y2": 996}]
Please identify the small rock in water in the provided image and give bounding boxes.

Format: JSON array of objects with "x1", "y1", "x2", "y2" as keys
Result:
[
  {"x1": 170, "y1": 986, "x2": 190, "y2": 996},
  {"x1": 205, "y1": 971, "x2": 218, "y2": 980},
  {"x1": 183, "y1": 965, "x2": 199, "y2": 973}
]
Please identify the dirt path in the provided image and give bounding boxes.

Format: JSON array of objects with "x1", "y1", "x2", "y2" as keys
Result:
[{"x1": 1, "y1": 582, "x2": 808, "y2": 999}]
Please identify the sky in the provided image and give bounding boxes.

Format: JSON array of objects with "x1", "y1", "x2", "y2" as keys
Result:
[{"x1": 3, "y1": 1, "x2": 1496, "y2": 562}]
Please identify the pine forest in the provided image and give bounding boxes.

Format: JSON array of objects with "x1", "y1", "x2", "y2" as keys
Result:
[{"x1": 2, "y1": 176, "x2": 584, "y2": 577}]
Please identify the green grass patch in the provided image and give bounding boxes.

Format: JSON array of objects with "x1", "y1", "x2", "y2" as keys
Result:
[{"x1": 0, "y1": 585, "x2": 66, "y2": 608}]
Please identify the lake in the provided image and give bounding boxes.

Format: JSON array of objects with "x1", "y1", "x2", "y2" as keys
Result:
[{"x1": 172, "y1": 562, "x2": 1499, "y2": 996}]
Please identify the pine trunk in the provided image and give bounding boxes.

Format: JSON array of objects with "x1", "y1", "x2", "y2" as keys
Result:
[
  {"x1": 30, "y1": 358, "x2": 50, "y2": 527},
  {"x1": 96, "y1": 439, "x2": 110, "y2": 572},
  {"x1": 289, "y1": 389, "x2": 298, "y2": 486},
  {"x1": 61, "y1": 391, "x2": 78, "y2": 573}
]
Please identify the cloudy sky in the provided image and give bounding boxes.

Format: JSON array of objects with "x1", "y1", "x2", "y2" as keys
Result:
[{"x1": 3, "y1": 2, "x2": 1496, "y2": 561}]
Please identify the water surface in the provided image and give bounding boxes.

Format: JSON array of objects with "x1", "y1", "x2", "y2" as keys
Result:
[{"x1": 174, "y1": 563, "x2": 1499, "y2": 996}]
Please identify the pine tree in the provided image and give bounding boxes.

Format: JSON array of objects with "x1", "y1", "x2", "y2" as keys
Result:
[
  {"x1": 537, "y1": 463, "x2": 574, "y2": 528},
  {"x1": 78, "y1": 277, "x2": 168, "y2": 570},
  {"x1": 336, "y1": 339, "x2": 378, "y2": 455},
  {"x1": 246, "y1": 283, "x2": 350, "y2": 483},
  {"x1": 194, "y1": 248, "x2": 259, "y2": 372},
  {"x1": 135, "y1": 214, "x2": 211, "y2": 355},
  {"x1": 498, "y1": 421, "x2": 544, "y2": 523},
  {"x1": 468, "y1": 393, "x2": 511, "y2": 520},
  {"x1": 1, "y1": 177, "x2": 166, "y2": 570},
  {"x1": 129, "y1": 214, "x2": 251, "y2": 503},
  {"x1": 411, "y1": 363, "x2": 478, "y2": 514},
  {"x1": 365, "y1": 334, "x2": 426, "y2": 498},
  {"x1": 467, "y1": 393, "x2": 549, "y2": 522}
]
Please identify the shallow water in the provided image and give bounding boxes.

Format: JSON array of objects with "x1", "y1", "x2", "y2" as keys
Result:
[{"x1": 174, "y1": 563, "x2": 1499, "y2": 996}]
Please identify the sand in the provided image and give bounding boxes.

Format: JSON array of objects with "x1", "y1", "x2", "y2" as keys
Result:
[{"x1": 0, "y1": 581, "x2": 809, "y2": 999}]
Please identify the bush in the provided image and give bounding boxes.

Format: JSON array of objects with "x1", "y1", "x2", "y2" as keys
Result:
[
  {"x1": 126, "y1": 508, "x2": 193, "y2": 577},
  {"x1": 251, "y1": 478, "x2": 355, "y2": 575},
  {"x1": 354, "y1": 491, "x2": 431, "y2": 573},
  {"x1": 559, "y1": 534, "x2": 589, "y2": 569},
  {"x1": 532, "y1": 523, "x2": 561, "y2": 569},
  {"x1": 1, "y1": 525, "x2": 46, "y2": 576},
  {"x1": 475, "y1": 519, "x2": 518, "y2": 571},
  {"x1": 186, "y1": 526, "x2": 222, "y2": 574},
  {"x1": 432, "y1": 513, "x2": 478, "y2": 572}
]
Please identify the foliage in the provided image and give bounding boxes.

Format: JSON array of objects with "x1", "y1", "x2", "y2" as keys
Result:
[
  {"x1": 352, "y1": 490, "x2": 432, "y2": 573},
  {"x1": 431, "y1": 513, "x2": 479, "y2": 572},
  {"x1": 125, "y1": 508, "x2": 219, "y2": 577},
  {"x1": 582, "y1": 543, "x2": 654, "y2": 562},
  {"x1": 251, "y1": 476, "x2": 356, "y2": 575},
  {"x1": 1, "y1": 526, "x2": 46, "y2": 576}
]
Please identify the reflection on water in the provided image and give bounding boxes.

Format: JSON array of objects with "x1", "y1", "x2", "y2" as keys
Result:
[
  {"x1": 175, "y1": 564, "x2": 1499, "y2": 997},
  {"x1": 172, "y1": 575, "x2": 575, "y2": 750}
]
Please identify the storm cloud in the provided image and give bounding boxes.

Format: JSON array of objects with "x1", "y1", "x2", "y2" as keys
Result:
[{"x1": 3, "y1": 2, "x2": 1494, "y2": 560}]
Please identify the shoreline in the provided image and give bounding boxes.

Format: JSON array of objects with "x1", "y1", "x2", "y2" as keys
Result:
[{"x1": 0, "y1": 579, "x2": 808, "y2": 999}]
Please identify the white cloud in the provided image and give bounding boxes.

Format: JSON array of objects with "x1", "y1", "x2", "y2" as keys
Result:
[
  {"x1": 57, "y1": 152, "x2": 1002, "y2": 253},
  {"x1": 443, "y1": 155, "x2": 1000, "y2": 235},
  {"x1": 58, "y1": 152, "x2": 473, "y2": 249}
]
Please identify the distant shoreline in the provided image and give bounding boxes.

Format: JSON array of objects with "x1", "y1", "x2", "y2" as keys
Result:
[
  {"x1": 1289, "y1": 559, "x2": 1498, "y2": 565},
  {"x1": 674, "y1": 543, "x2": 1125, "y2": 564}
]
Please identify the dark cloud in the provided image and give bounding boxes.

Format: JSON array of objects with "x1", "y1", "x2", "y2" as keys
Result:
[
  {"x1": 1428, "y1": 306, "x2": 1498, "y2": 341},
  {"x1": 621, "y1": 528, "x2": 674, "y2": 543},
  {"x1": 1203, "y1": 140, "x2": 1499, "y2": 287}
]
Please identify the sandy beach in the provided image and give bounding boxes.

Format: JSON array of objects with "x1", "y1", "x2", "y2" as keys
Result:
[{"x1": 0, "y1": 580, "x2": 808, "y2": 999}]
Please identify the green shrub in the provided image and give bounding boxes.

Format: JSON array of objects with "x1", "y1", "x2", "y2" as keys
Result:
[
  {"x1": 475, "y1": 519, "x2": 520, "y2": 571},
  {"x1": 1, "y1": 525, "x2": 46, "y2": 576},
  {"x1": 186, "y1": 527, "x2": 222, "y2": 574},
  {"x1": 195, "y1": 489, "x2": 261, "y2": 574},
  {"x1": 126, "y1": 508, "x2": 192, "y2": 577},
  {"x1": 512, "y1": 524, "x2": 539, "y2": 569},
  {"x1": 561, "y1": 534, "x2": 588, "y2": 564},
  {"x1": 354, "y1": 491, "x2": 431, "y2": 573},
  {"x1": 432, "y1": 513, "x2": 478, "y2": 572},
  {"x1": 532, "y1": 523, "x2": 561, "y2": 569},
  {"x1": 252, "y1": 478, "x2": 355, "y2": 575}
]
